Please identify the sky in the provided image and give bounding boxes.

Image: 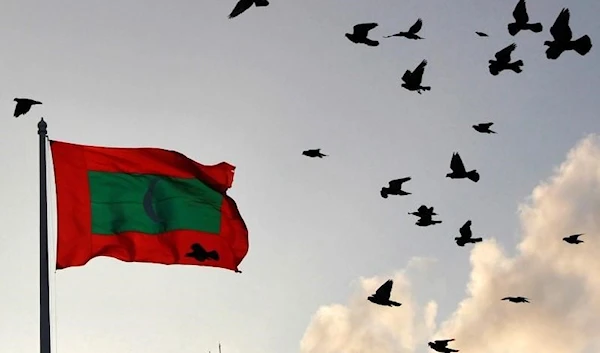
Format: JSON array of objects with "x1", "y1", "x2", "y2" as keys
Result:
[{"x1": 0, "y1": 0, "x2": 598, "y2": 352}]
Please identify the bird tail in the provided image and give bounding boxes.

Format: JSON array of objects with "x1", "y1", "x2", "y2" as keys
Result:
[
  {"x1": 207, "y1": 251, "x2": 220, "y2": 261},
  {"x1": 421, "y1": 86, "x2": 431, "y2": 91},
  {"x1": 467, "y1": 170, "x2": 480, "y2": 182},
  {"x1": 489, "y1": 129, "x2": 497, "y2": 134},
  {"x1": 318, "y1": 153, "x2": 327, "y2": 158},
  {"x1": 525, "y1": 22, "x2": 543, "y2": 33},
  {"x1": 432, "y1": 220, "x2": 442, "y2": 224},
  {"x1": 507, "y1": 23, "x2": 520, "y2": 36},
  {"x1": 389, "y1": 301, "x2": 402, "y2": 306},
  {"x1": 470, "y1": 237, "x2": 483, "y2": 243},
  {"x1": 509, "y1": 60, "x2": 523, "y2": 73},
  {"x1": 573, "y1": 35, "x2": 593, "y2": 56}
]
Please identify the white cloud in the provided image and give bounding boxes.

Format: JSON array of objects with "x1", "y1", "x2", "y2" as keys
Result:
[{"x1": 300, "y1": 134, "x2": 600, "y2": 353}]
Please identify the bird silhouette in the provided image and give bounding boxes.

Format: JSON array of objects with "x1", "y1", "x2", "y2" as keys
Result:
[
  {"x1": 507, "y1": 0, "x2": 543, "y2": 36},
  {"x1": 302, "y1": 149, "x2": 327, "y2": 158},
  {"x1": 409, "y1": 205, "x2": 437, "y2": 217},
  {"x1": 384, "y1": 19, "x2": 424, "y2": 40},
  {"x1": 428, "y1": 339, "x2": 459, "y2": 353},
  {"x1": 228, "y1": 0, "x2": 269, "y2": 19},
  {"x1": 454, "y1": 220, "x2": 483, "y2": 247},
  {"x1": 489, "y1": 43, "x2": 523, "y2": 76},
  {"x1": 416, "y1": 213, "x2": 442, "y2": 227},
  {"x1": 367, "y1": 279, "x2": 402, "y2": 307},
  {"x1": 346, "y1": 23, "x2": 379, "y2": 46},
  {"x1": 544, "y1": 8, "x2": 592, "y2": 60},
  {"x1": 381, "y1": 177, "x2": 411, "y2": 198},
  {"x1": 473, "y1": 122, "x2": 496, "y2": 134},
  {"x1": 446, "y1": 153, "x2": 479, "y2": 182},
  {"x1": 401, "y1": 60, "x2": 430, "y2": 94},
  {"x1": 563, "y1": 233, "x2": 584, "y2": 244},
  {"x1": 13, "y1": 98, "x2": 42, "y2": 118},
  {"x1": 186, "y1": 243, "x2": 219, "y2": 262},
  {"x1": 502, "y1": 296, "x2": 530, "y2": 303},
  {"x1": 476, "y1": 31, "x2": 489, "y2": 37}
]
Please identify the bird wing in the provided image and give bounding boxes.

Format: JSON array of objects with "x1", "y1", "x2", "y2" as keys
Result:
[
  {"x1": 512, "y1": 0, "x2": 529, "y2": 24},
  {"x1": 434, "y1": 339, "x2": 454, "y2": 346},
  {"x1": 389, "y1": 177, "x2": 411, "y2": 188},
  {"x1": 476, "y1": 31, "x2": 488, "y2": 37},
  {"x1": 450, "y1": 153, "x2": 467, "y2": 174},
  {"x1": 254, "y1": 0, "x2": 269, "y2": 6},
  {"x1": 501, "y1": 297, "x2": 512, "y2": 300},
  {"x1": 375, "y1": 279, "x2": 393, "y2": 299},
  {"x1": 354, "y1": 23, "x2": 378, "y2": 36},
  {"x1": 550, "y1": 8, "x2": 572, "y2": 42},
  {"x1": 459, "y1": 220, "x2": 472, "y2": 238},
  {"x1": 401, "y1": 70, "x2": 412, "y2": 83},
  {"x1": 14, "y1": 104, "x2": 25, "y2": 117},
  {"x1": 412, "y1": 60, "x2": 427, "y2": 83},
  {"x1": 481, "y1": 122, "x2": 494, "y2": 128},
  {"x1": 228, "y1": 0, "x2": 254, "y2": 18},
  {"x1": 495, "y1": 43, "x2": 516, "y2": 62},
  {"x1": 569, "y1": 233, "x2": 583, "y2": 239},
  {"x1": 408, "y1": 18, "x2": 423, "y2": 34}
]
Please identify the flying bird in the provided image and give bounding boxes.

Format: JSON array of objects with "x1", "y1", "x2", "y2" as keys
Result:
[
  {"x1": 13, "y1": 98, "x2": 42, "y2": 118},
  {"x1": 473, "y1": 122, "x2": 496, "y2": 134},
  {"x1": 381, "y1": 177, "x2": 411, "y2": 198},
  {"x1": 489, "y1": 43, "x2": 523, "y2": 76},
  {"x1": 428, "y1": 339, "x2": 458, "y2": 353},
  {"x1": 302, "y1": 149, "x2": 327, "y2": 158},
  {"x1": 186, "y1": 243, "x2": 219, "y2": 262},
  {"x1": 507, "y1": 0, "x2": 543, "y2": 36},
  {"x1": 367, "y1": 279, "x2": 402, "y2": 307},
  {"x1": 544, "y1": 8, "x2": 592, "y2": 60},
  {"x1": 228, "y1": 0, "x2": 269, "y2": 19},
  {"x1": 401, "y1": 60, "x2": 431, "y2": 94},
  {"x1": 409, "y1": 205, "x2": 437, "y2": 218},
  {"x1": 416, "y1": 214, "x2": 442, "y2": 227},
  {"x1": 502, "y1": 296, "x2": 530, "y2": 303},
  {"x1": 476, "y1": 31, "x2": 489, "y2": 37},
  {"x1": 346, "y1": 23, "x2": 379, "y2": 47},
  {"x1": 454, "y1": 220, "x2": 483, "y2": 247},
  {"x1": 384, "y1": 18, "x2": 424, "y2": 40},
  {"x1": 563, "y1": 233, "x2": 584, "y2": 244},
  {"x1": 446, "y1": 153, "x2": 479, "y2": 182}
]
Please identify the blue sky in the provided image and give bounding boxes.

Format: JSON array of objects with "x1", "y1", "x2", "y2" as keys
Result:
[{"x1": 0, "y1": 0, "x2": 598, "y2": 352}]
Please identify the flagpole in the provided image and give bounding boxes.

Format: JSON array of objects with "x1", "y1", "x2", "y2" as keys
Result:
[{"x1": 38, "y1": 118, "x2": 51, "y2": 353}]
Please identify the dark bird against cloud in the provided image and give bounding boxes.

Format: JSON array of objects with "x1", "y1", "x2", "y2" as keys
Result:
[
  {"x1": 454, "y1": 220, "x2": 483, "y2": 247},
  {"x1": 302, "y1": 149, "x2": 327, "y2": 158},
  {"x1": 502, "y1": 296, "x2": 530, "y2": 303},
  {"x1": 13, "y1": 98, "x2": 42, "y2": 118},
  {"x1": 473, "y1": 122, "x2": 496, "y2": 134},
  {"x1": 367, "y1": 279, "x2": 402, "y2": 307},
  {"x1": 381, "y1": 177, "x2": 411, "y2": 198},
  {"x1": 384, "y1": 19, "x2": 424, "y2": 40},
  {"x1": 489, "y1": 43, "x2": 523, "y2": 76},
  {"x1": 401, "y1": 60, "x2": 431, "y2": 94},
  {"x1": 563, "y1": 233, "x2": 584, "y2": 244},
  {"x1": 544, "y1": 8, "x2": 592, "y2": 60},
  {"x1": 428, "y1": 339, "x2": 459, "y2": 353},
  {"x1": 346, "y1": 23, "x2": 379, "y2": 47},
  {"x1": 446, "y1": 152, "x2": 479, "y2": 182},
  {"x1": 228, "y1": 0, "x2": 269, "y2": 19},
  {"x1": 476, "y1": 31, "x2": 489, "y2": 37},
  {"x1": 186, "y1": 243, "x2": 219, "y2": 262},
  {"x1": 507, "y1": 0, "x2": 543, "y2": 36}
]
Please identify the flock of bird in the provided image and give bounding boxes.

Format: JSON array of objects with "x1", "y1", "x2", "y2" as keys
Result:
[
  {"x1": 299, "y1": 1, "x2": 592, "y2": 352},
  {"x1": 9, "y1": 1, "x2": 593, "y2": 352}
]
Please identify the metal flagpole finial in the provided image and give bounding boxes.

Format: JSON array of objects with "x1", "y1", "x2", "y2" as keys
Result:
[{"x1": 38, "y1": 118, "x2": 47, "y2": 135}]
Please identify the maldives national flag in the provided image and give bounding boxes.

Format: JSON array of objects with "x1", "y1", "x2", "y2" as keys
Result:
[{"x1": 49, "y1": 140, "x2": 249, "y2": 273}]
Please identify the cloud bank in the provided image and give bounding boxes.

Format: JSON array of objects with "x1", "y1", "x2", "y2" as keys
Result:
[{"x1": 300, "y1": 134, "x2": 600, "y2": 353}]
